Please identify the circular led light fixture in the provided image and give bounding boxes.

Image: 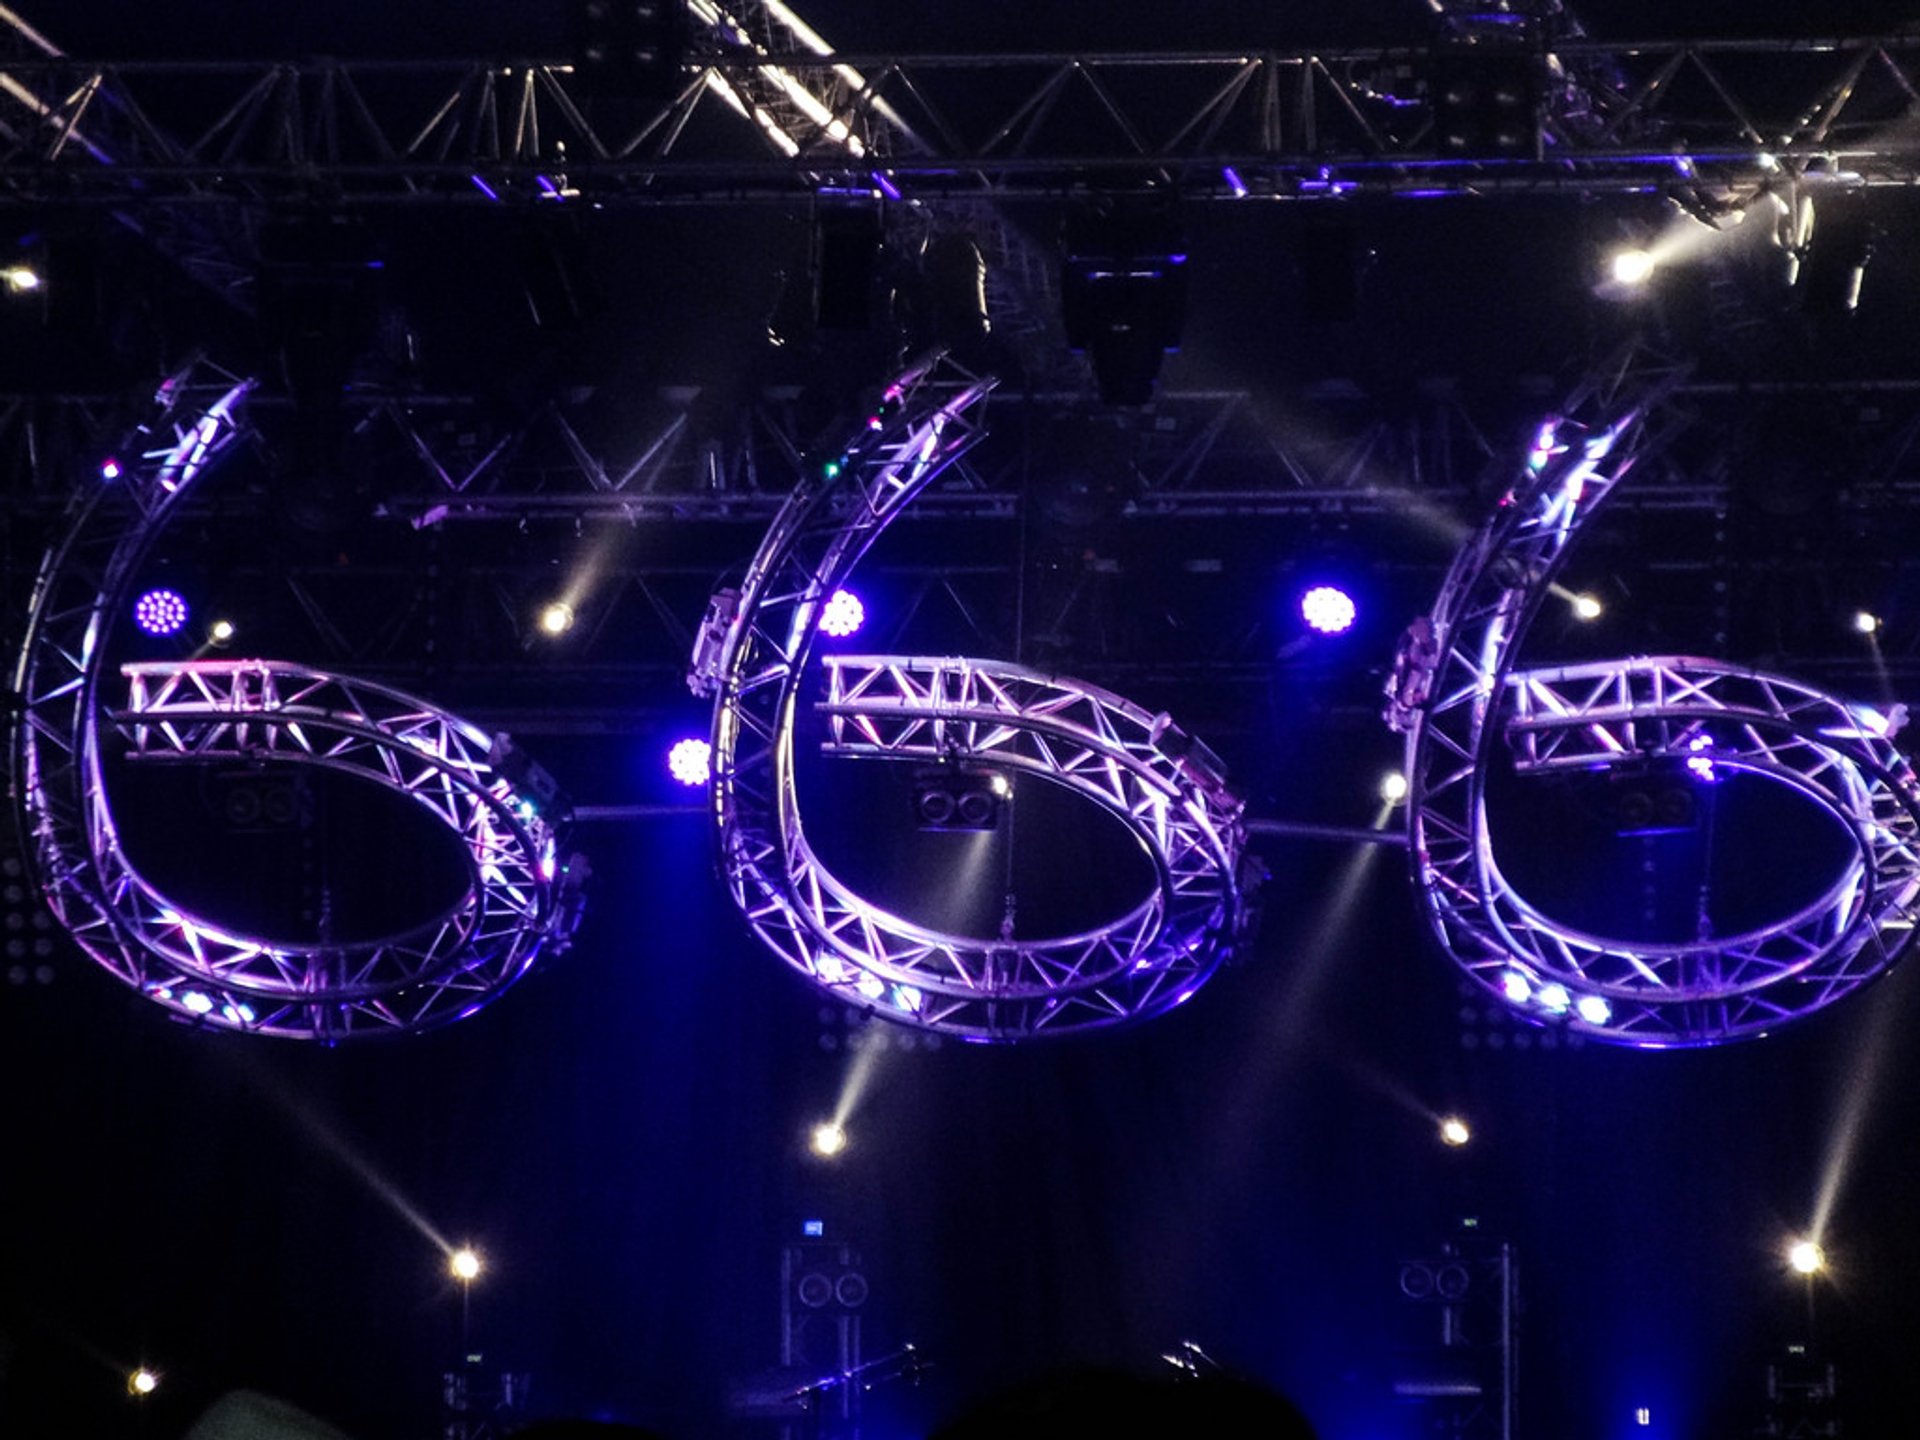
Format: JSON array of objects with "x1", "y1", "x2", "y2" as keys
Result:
[
  {"x1": 667, "y1": 737, "x2": 712, "y2": 787},
  {"x1": 132, "y1": 587, "x2": 190, "y2": 637},
  {"x1": 818, "y1": 587, "x2": 866, "y2": 638},
  {"x1": 1300, "y1": 584, "x2": 1357, "y2": 635}
]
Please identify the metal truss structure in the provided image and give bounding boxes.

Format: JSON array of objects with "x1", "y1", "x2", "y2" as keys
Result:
[
  {"x1": 816, "y1": 656, "x2": 1246, "y2": 1034},
  {"x1": 7, "y1": 33, "x2": 1920, "y2": 204},
  {"x1": 1390, "y1": 347, "x2": 1920, "y2": 1046},
  {"x1": 1498, "y1": 658, "x2": 1920, "y2": 1041},
  {"x1": 9, "y1": 360, "x2": 578, "y2": 1039},
  {"x1": 696, "y1": 351, "x2": 1249, "y2": 1039}
]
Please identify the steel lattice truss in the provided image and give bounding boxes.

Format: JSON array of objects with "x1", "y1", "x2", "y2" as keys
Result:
[
  {"x1": 6, "y1": 35, "x2": 1920, "y2": 203},
  {"x1": 815, "y1": 656, "x2": 1245, "y2": 1033},
  {"x1": 1492, "y1": 658, "x2": 1920, "y2": 1039},
  {"x1": 107, "y1": 661, "x2": 567, "y2": 1030},
  {"x1": 9, "y1": 361, "x2": 577, "y2": 1040},
  {"x1": 1391, "y1": 347, "x2": 1920, "y2": 1046},
  {"x1": 699, "y1": 352, "x2": 1249, "y2": 1039}
]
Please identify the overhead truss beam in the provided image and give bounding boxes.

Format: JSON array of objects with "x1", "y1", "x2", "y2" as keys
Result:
[{"x1": 4, "y1": 38, "x2": 1920, "y2": 202}]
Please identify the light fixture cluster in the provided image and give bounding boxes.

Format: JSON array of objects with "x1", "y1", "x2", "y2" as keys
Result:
[{"x1": 1500, "y1": 968, "x2": 1612, "y2": 1027}]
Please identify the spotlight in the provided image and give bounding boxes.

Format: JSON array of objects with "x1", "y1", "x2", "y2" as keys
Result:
[
  {"x1": 132, "y1": 587, "x2": 190, "y2": 637},
  {"x1": 1537, "y1": 983, "x2": 1570, "y2": 1015},
  {"x1": 572, "y1": 0, "x2": 688, "y2": 99},
  {"x1": 128, "y1": 1368, "x2": 160, "y2": 1397},
  {"x1": 1853, "y1": 610, "x2": 1881, "y2": 635},
  {"x1": 1788, "y1": 1239, "x2": 1824, "y2": 1275},
  {"x1": 1571, "y1": 592, "x2": 1604, "y2": 621},
  {"x1": 1380, "y1": 771, "x2": 1410, "y2": 804},
  {"x1": 1300, "y1": 584, "x2": 1357, "y2": 635},
  {"x1": 209, "y1": 618, "x2": 236, "y2": 645},
  {"x1": 538, "y1": 600, "x2": 576, "y2": 636},
  {"x1": 810, "y1": 1121, "x2": 848, "y2": 1158},
  {"x1": 100, "y1": 457, "x2": 122, "y2": 480},
  {"x1": 1611, "y1": 762, "x2": 1700, "y2": 835},
  {"x1": 1430, "y1": 42, "x2": 1541, "y2": 157},
  {"x1": 1610, "y1": 248, "x2": 1656, "y2": 286},
  {"x1": 450, "y1": 1247, "x2": 483, "y2": 1281},
  {"x1": 1575, "y1": 994, "x2": 1612, "y2": 1025},
  {"x1": 1500, "y1": 970, "x2": 1531, "y2": 1004},
  {"x1": 1, "y1": 263, "x2": 41, "y2": 294},
  {"x1": 666, "y1": 736, "x2": 712, "y2": 787},
  {"x1": 912, "y1": 766, "x2": 1003, "y2": 831},
  {"x1": 818, "y1": 587, "x2": 866, "y2": 638},
  {"x1": 1060, "y1": 195, "x2": 1188, "y2": 406},
  {"x1": 1439, "y1": 1116, "x2": 1471, "y2": 1147}
]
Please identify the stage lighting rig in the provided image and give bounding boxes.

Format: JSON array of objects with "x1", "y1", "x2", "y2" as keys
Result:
[
  {"x1": 1060, "y1": 196, "x2": 1187, "y2": 406},
  {"x1": 911, "y1": 765, "x2": 1004, "y2": 832},
  {"x1": 1428, "y1": 14, "x2": 1542, "y2": 159}
]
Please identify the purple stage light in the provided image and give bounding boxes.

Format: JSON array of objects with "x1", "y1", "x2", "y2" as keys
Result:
[
  {"x1": 1300, "y1": 585, "x2": 1357, "y2": 635},
  {"x1": 818, "y1": 588, "x2": 866, "y2": 638},
  {"x1": 1686, "y1": 733, "x2": 1719, "y2": 783},
  {"x1": 667, "y1": 737, "x2": 712, "y2": 787},
  {"x1": 132, "y1": 587, "x2": 190, "y2": 637},
  {"x1": 100, "y1": 457, "x2": 122, "y2": 480}
]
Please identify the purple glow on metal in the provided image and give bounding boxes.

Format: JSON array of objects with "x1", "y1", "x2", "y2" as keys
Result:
[
  {"x1": 818, "y1": 588, "x2": 865, "y2": 638},
  {"x1": 1222, "y1": 165, "x2": 1248, "y2": 197},
  {"x1": 1300, "y1": 585, "x2": 1357, "y2": 635},
  {"x1": 100, "y1": 457, "x2": 121, "y2": 480},
  {"x1": 536, "y1": 174, "x2": 562, "y2": 199},
  {"x1": 470, "y1": 174, "x2": 500, "y2": 201},
  {"x1": 132, "y1": 588, "x2": 190, "y2": 637},
  {"x1": 181, "y1": 990, "x2": 214, "y2": 1015},
  {"x1": 870, "y1": 170, "x2": 902, "y2": 201},
  {"x1": 666, "y1": 737, "x2": 712, "y2": 787}
]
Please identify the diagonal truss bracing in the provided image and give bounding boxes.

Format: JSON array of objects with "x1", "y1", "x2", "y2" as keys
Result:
[
  {"x1": 8, "y1": 359, "x2": 578, "y2": 1040},
  {"x1": 1391, "y1": 346, "x2": 1920, "y2": 1046},
  {"x1": 5, "y1": 37, "x2": 1920, "y2": 202}
]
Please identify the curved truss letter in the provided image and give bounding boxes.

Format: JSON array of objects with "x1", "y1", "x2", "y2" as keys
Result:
[
  {"x1": 1392, "y1": 350, "x2": 1920, "y2": 1046},
  {"x1": 703, "y1": 356, "x2": 1248, "y2": 1040},
  {"x1": 11, "y1": 363, "x2": 578, "y2": 1040}
]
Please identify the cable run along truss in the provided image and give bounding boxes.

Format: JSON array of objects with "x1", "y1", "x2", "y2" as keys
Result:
[
  {"x1": 1389, "y1": 348, "x2": 1920, "y2": 1046},
  {"x1": 10, "y1": 361, "x2": 580, "y2": 1040},
  {"x1": 693, "y1": 354, "x2": 1250, "y2": 1040}
]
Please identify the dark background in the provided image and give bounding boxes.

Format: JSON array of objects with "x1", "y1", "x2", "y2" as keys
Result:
[{"x1": 6, "y1": 4, "x2": 1920, "y2": 1439}]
